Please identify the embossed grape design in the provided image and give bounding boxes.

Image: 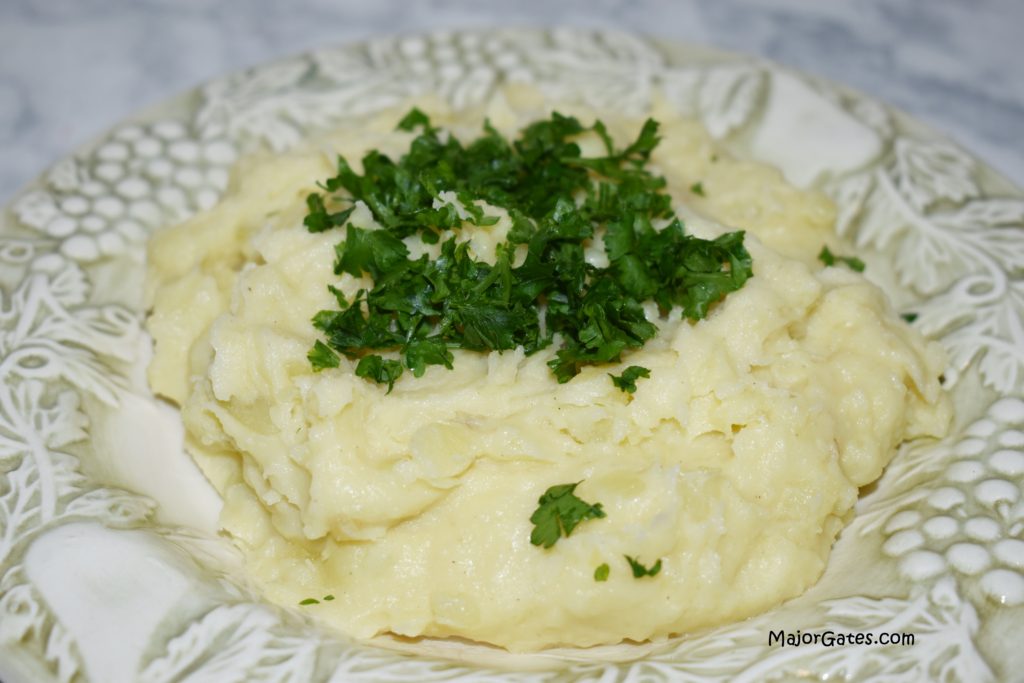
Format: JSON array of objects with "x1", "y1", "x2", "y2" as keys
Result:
[
  {"x1": 882, "y1": 398, "x2": 1024, "y2": 605},
  {"x1": 13, "y1": 121, "x2": 236, "y2": 262}
]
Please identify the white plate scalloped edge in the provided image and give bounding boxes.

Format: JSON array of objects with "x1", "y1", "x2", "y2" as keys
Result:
[{"x1": 1, "y1": 28, "x2": 1023, "y2": 683}]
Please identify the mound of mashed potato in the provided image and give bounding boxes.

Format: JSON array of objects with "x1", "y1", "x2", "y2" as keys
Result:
[{"x1": 146, "y1": 87, "x2": 950, "y2": 651}]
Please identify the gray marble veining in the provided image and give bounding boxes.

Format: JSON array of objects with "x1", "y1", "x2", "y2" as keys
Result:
[{"x1": 1, "y1": 0, "x2": 1021, "y2": 202}]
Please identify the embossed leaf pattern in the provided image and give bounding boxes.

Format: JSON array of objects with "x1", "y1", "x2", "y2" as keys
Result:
[
  {"x1": 328, "y1": 649, "x2": 552, "y2": 683},
  {"x1": 0, "y1": 383, "x2": 83, "y2": 464},
  {"x1": 64, "y1": 488, "x2": 155, "y2": 526},
  {"x1": 828, "y1": 126, "x2": 1024, "y2": 394},
  {"x1": 198, "y1": 59, "x2": 313, "y2": 144},
  {"x1": 823, "y1": 581, "x2": 992, "y2": 682},
  {"x1": 29, "y1": 254, "x2": 89, "y2": 308},
  {"x1": 844, "y1": 167, "x2": 964, "y2": 294},
  {"x1": 831, "y1": 171, "x2": 875, "y2": 238},
  {"x1": 0, "y1": 573, "x2": 42, "y2": 644},
  {"x1": 782, "y1": 584, "x2": 992, "y2": 683},
  {"x1": 958, "y1": 285, "x2": 1024, "y2": 392},
  {"x1": 0, "y1": 248, "x2": 152, "y2": 683},
  {"x1": 46, "y1": 158, "x2": 85, "y2": 193},
  {"x1": 833, "y1": 170, "x2": 899, "y2": 248},
  {"x1": 201, "y1": 29, "x2": 675, "y2": 152},
  {"x1": 201, "y1": 54, "x2": 420, "y2": 149},
  {"x1": 0, "y1": 446, "x2": 89, "y2": 548},
  {"x1": 633, "y1": 624, "x2": 772, "y2": 681},
  {"x1": 12, "y1": 191, "x2": 60, "y2": 233},
  {"x1": 43, "y1": 620, "x2": 81, "y2": 683},
  {"x1": 0, "y1": 433, "x2": 26, "y2": 465},
  {"x1": 892, "y1": 138, "x2": 979, "y2": 212},
  {"x1": 141, "y1": 604, "x2": 321, "y2": 683},
  {"x1": 1, "y1": 255, "x2": 138, "y2": 406},
  {"x1": 159, "y1": 528, "x2": 248, "y2": 575},
  {"x1": 548, "y1": 27, "x2": 663, "y2": 69},
  {"x1": 886, "y1": 194, "x2": 1024, "y2": 295},
  {"x1": 0, "y1": 568, "x2": 83, "y2": 683},
  {"x1": 531, "y1": 29, "x2": 663, "y2": 113},
  {"x1": 833, "y1": 141, "x2": 1024, "y2": 296},
  {"x1": 912, "y1": 277, "x2": 1024, "y2": 392},
  {"x1": 931, "y1": 199, "x2": 1024, "y2": 274},
  {"x1": 0, "y1": 458, "x2": 42, "y2": 565},
  {"x1": 318, "y1": 37, "x2": 458, "y2": 108},
  {"x1": 562, "y1": 583, "x2": 988, "y2": 682},
  {"x1": 697, "y1": 65, "x2": 766, "y2": 138}
]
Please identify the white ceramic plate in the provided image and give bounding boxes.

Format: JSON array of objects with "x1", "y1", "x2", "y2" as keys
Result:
[{"x1": 1, "y1": 29, "x2": 1023, "y2": 683}]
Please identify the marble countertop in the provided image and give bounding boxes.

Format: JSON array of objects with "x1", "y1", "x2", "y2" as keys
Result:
[{"x1": 1, "y1": 0, "x2": 1022, "y2": 202}]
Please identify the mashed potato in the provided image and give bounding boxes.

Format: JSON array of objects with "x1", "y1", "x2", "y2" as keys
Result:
[{"x1": 146, "y1": 87, "x2": 950, "y2": 651}]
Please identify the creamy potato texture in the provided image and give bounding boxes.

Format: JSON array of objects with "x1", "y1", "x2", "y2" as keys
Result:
[{"x1": 146, "y1": 88, "x2": 950, "y2": 651}]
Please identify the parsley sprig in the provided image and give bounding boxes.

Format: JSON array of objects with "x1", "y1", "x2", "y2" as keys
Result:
[
  {"x1": 625, "y1": 555, "x2": 663, "y2": 578},
  {"x1": 306, "y1": 110, "x2": 752, "y2": 387},
  {"x1": 609, "y1": 365, "x2": 650, "y2": 394},
  {"x1": 817, "y1": 245, "x2": 865, "y2": 272},
  {"x1": 529, "y1": 482, "x2": 606, "y2": 548}
]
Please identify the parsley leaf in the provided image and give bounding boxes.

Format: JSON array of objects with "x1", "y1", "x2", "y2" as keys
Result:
[
  {"x1": 625, "y1": 555, "x2": 662, "y2": 578},
  {"x1": 690, "y1": 181, "x2": 705, "y2": 196},
  {"x1": 396, "y1": 107, "x2": 434, "y2": 133},
  {"x1": 308, "y1": 340, "x2": 340, "y2": 371},
  {"x1": 901, "y1": 312, "x2": 918, "y2": 324},
  {"x1": 529, "y1": 482, "x2": 606, "y2": 548},
  {"x1": 594, "y1": 563, "x2": 610, "y2": 582},
  {"x1": 354, "y1": 355, "x2": 404, "y2": 393},
  {"x1": 609, "y1": 365, "x2": 651, "y2": 393},
  {"x1": 334, "y1": 225, "x2": 410, "y2": 279},
  {"x1": 818, "y1": 245, "x2": 865, "y2": 272},
  {"x1": 299, "y1": 598, "x2": 320, "y2": 605},
  {"x1": 304, "y1": 193, "x2": 355, "y2": 233},
  {"x1": 404, "y1": 337, "x2": 453, "y2": 377}
]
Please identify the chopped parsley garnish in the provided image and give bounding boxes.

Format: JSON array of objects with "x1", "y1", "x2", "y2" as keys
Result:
[
  {"x1": 308, "y1": 340, "x2": 340, "y2": 371},
  {"x1": 625, "y1": 555, "x2": 663, "y2": 578},
  {"x1": 609, "y1": 365, "x2": 650, "y2": 393},
  {"x1": 690, "y1": 181, "x2": 705, "y2": 196},
  {"x1": 299, "y1": 598, "x2": 320, "y2": 605},
  {"x1": 304, "y1": 195, "x2": 356, "y2": 234},
  {"x1": 529, "y1": 482, "x2": 606, "y2": 548},
  {"x1": 818, "y1": 245, "x2": 865, "y2": 273},
  {"x1": 901, "y1": 312, "x2": 918, "y2": 324},
  {"x1": 354, "y1": 354, "x2": 404, "y2": 393},
  {"x1": 306, "y1": 110, "x2": 752, "y2": 388},
  {"x1": 594, "y1": 563, "x2": 610, "y2": 582},
  {"x1": 323, "y1": 594, "x2": 335, "y2": 601}
]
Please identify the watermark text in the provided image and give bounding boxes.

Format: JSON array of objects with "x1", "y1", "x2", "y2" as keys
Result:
[{"x1": 768, "y1": 629, "x2": 915, "y2": 648}]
